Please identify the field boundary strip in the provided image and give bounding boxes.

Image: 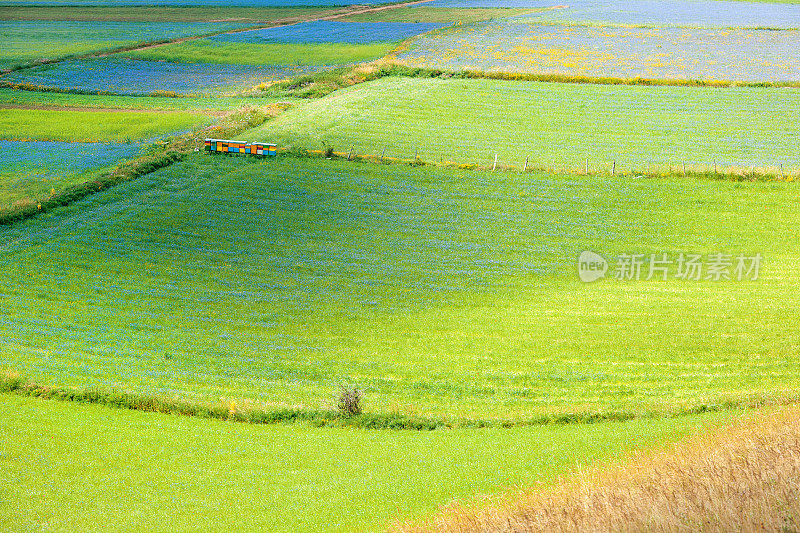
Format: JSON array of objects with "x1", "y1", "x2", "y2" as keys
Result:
[
  {"x1": 280, "y1": 145, "x2": 800, "y2": 184},
  {"x1": 378, "y1": 62, "x2": 800, "y2": 89},
  {"x1": 259, "y1": 61, "x2": 800, "y2": 101},
  {"x1": 2, "y1": 370, "x2": 798, "y2": 431}
]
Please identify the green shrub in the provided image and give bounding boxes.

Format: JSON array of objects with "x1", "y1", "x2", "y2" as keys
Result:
[{"x1": 336, "y1": 385, "x2": 363, "y2": 417}]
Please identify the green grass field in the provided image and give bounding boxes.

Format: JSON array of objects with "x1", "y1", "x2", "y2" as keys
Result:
[
  {"x1": 340, "y1": 7, "x2": 538, "y2": 23},
  {"x1": 0, "y1": 164, "x2": 114, "y2": 212},
  {"x1": 0, "y1": 393, "x2": 743, "y2": 532},
  {"x1": 0, "y1": 24, "x2": 127, "y2": 70},
  {"x1": 126, "y1": 40, "x2": 397, "y2": 66},
  {"x1": 0, "y1": 19, "x2": 256, "y2": 71},
  {"x1": 248, "y1": 76, "x2": 800, "y2": 172},
  {"x1": 0, "y1": 6, "x2": 338, "y2": 22},
  {"x1": 1, "y1": 154, "x2": 798, "y2": 420},
  {"x1": 3, "y1": 3, "x2": 800, "y2": 531},
  {"x1": 0, "y1": 108, "x2": 209, "y2": 142},
  {"x1": 0, "y1": 88, "x2": 293, "y2": 110}
]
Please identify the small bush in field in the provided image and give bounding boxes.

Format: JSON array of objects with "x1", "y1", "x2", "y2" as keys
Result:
[{"x1": 336, "y1": 385, "x2": 363, "y2": 417}]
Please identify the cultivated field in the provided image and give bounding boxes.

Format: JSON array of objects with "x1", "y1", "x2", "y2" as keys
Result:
[
  {"x1": 2, "y1": 57, "x2": 332, "y2": 95},
  {"x1": 340, "y1": 6, "x2": 538, "y2": 23},
  {"x1": 2, "y1": 155, "x2": 798, "y2": 420},
  {"x1": 0, "y1": 87, "x2": 284, "y2": 109},
  {"x1": 0, "y1": 393, "x2": 741, "y2": 532},
  {"x1": 0, "y1": 140, "x2": 141, "y2": 209},
  {"x1": 396, "y1": 21, "x2": 800, "y2": 81},
  {"x1": 2, "y1": 0, "x2": 800, "y2": 531},
  {"x1": 251, "y1": 76, "x2": 800, "y2": 171},
  {"x1": 532, "y1": 0, "x2": 800, "y2": 27},
  {"x1": 0, "y1": 20, "x2": 253, "y2": 71},
  {"x1": 1, "y1": 107, "x2": 206, "y2": 141},
  {"x1": 0, "y1": 105, "x2": 212, "y2": 208},
  {"x1": 123, "y1": 21, "x2": 449, "y2": 76},
  {"x1": 127, "y1": 40, "x2": 400, "y2": 66},
  {"x1": 0, "y1": 5, "x2": 341, "y2": 22}
]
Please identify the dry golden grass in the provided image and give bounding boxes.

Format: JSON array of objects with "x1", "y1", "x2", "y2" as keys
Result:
[{"x1": 396, "y1": 409, "x2": 800, "y2": 533}]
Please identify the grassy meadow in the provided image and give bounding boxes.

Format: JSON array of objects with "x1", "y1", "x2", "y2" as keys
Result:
[
  {"x1": 2, "y1": 1, "x2": 800, "y2": 531},
  {"x1": 340, "y1": 7, "x2": 539, "y2": 23},
  {"x1": 0, "y1": 20, "x2": 253, "y2": 71},
  {"x1": 0, "y1": 393, "x2": 743, "y2": 532},
  {"x1": 250, "y1": 76, "x2": 800, "y2": 171},
  {"x1": 1, "y1": 154, "x2": 798, "y2": 420},
  {"x1": 0, "y1": 6, "x2": 340, "y2": 22},
  {"x1": 0, "y1": 108, "x2": 208, "y2": 142},
  {"x1": 126, "y1": 40, "x2": 397, "y2": 66},
  {"x1": 0, "y1": 87, "x2": 291, "y2": 110}
]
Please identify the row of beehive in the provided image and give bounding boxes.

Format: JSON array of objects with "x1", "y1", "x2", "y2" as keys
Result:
[{"x1": 204, "y1": 138, "x2": 277, "y2": 156}]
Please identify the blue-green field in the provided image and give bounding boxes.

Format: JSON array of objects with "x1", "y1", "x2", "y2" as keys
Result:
[
  {"x1": 0, "y1": 20, "x2": 253, "y2": 70},
  {"x1": 250, "y1": 77, "x2": 800, "y2": 171},
  {"x1": 3, "y1": 1, "x2": 800, "y2": 531},
  {"x1": 1, "y1": 154, "x2": 798, "y2": 420}
]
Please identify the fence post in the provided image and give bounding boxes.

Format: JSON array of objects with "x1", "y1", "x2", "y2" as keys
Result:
[
  {"x1": 683, "y1": 162, "x2": 686, "y2": 177},
  {"x1": 612, "y1": 160, "x2": 616, "y2": 176},
  {"x1": 347, "y1": 147, "x2": 353, "y2": 161},
  {"x1": 414, "y1": 148, "x2": 418, "y2": 162},
  {"x1": 493, "y1": 154, "x2": 498, "y2": 171},
  {"x1": 523, "y1": 156, "x2": 528, "y2": 173},
  {"x1": 380, "y1": 147, "x2": 386, "y2": 163}
]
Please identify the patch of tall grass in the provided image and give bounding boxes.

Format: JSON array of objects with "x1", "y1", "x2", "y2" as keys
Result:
[{"x1": 397, "y1": 407, "x2": 800, "y2": 532}]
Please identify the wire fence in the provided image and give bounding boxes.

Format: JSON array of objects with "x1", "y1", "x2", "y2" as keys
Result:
[{"x1": 302, "y1": 144, "x2": 800, "y2": 181}]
